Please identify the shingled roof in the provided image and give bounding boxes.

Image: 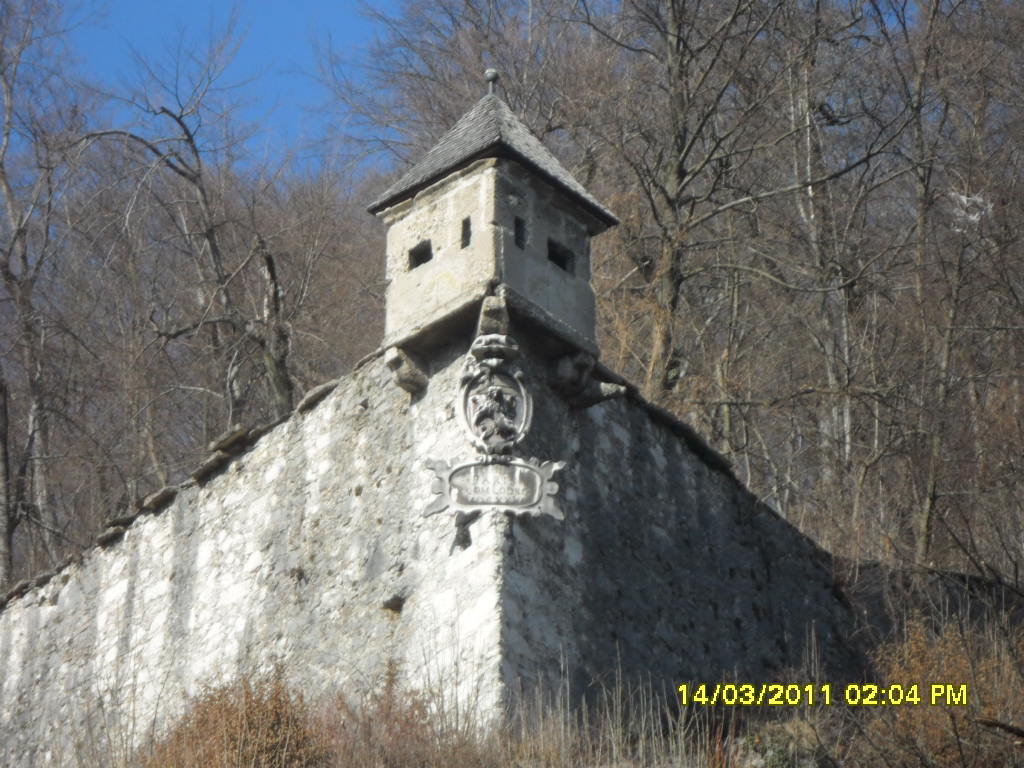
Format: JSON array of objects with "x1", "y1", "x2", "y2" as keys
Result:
[{"x1": 367, "y1": 93, "x2": 618, "y2": 227}]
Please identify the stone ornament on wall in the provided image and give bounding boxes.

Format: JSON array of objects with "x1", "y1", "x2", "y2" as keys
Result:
[
  {"x1": 459, "y1": 334, "x2": 531, "y2": 454},
  {"x1": 425, "y1": 332, "x2": 566, "y2": 524},
  {"x1": 424, "y1": 458, "x2": 565, "y2": 520}
]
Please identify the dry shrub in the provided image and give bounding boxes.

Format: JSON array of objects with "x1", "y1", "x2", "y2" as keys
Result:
[
  {"x1": 850, "y1": 616, "x2": 1024, "y2": 767},
  {"x1": 740, "y1": 713, "x2": 838, "y2": 768},
  {"x1": 138, "y1": 674, "x2": 326, "y2": 768},
  {"x1": 131, "y1": 665, "x2": 760, "y2": 767}
]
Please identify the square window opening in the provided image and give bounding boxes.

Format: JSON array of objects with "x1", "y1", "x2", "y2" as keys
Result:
[
  {"x1": 461, "y1": 217, "x2": 471, "y2": 248},
  {"x1": 514, "y1": 217, "x2": 526, "y2": 249},
  {"x1": 409, "y1": 240, "x2": 433, "y2": 269},
  {"x1": 547, "y1": 239, "x2": 575, "y2": 274}
]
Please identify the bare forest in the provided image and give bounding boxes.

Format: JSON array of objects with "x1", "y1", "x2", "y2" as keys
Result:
[{"x1": 2, "y1": 0, "x2": 1023, "y2": 605}]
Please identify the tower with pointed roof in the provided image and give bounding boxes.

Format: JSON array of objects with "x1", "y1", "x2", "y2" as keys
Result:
[
  {"x1": 0, "y1": 75, "x2": 866, "y2": 763},
  {"x1": 368, "y1": 73, "x2": 617, "y2": 357}
]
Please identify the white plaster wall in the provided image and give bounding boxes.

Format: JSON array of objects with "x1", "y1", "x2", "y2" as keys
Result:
[
  {"x1": 379, "y1": 158, "x2": 602, "y2": 354},
  {"x1": 495, "y1": 345, "x2": 864, "y2": 707},
  {"x1": 382, "y1": 160, "x2": 498, "y2": 345},
  {"x1": 493, "y1": 161, "x2": 599, "y2": 351}
]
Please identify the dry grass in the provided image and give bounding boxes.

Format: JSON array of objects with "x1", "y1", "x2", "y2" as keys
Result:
[
  {"x1": 313, "y1": 661, "x2": 493, "y2": 767},
  {"x1": 847, "y1": 616, "x2": 1024, "y2": 767},
  {"x1": 121, "y1": 665, "x2": 755, "y2": 768},
  {"x1": 91, "y1": 624, "x2": 1024, "y2": 768}
]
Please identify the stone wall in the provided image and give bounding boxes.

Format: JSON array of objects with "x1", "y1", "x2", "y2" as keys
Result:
[
  {"x1": 0, "y1": 344, "x2": 505, "y2": 766},
  {"x1": 500, "y1": 345, "x2": 863, "y2": 700},
  {"x1": 0, "y1": 332, "x2": 863, "y2": 766}
]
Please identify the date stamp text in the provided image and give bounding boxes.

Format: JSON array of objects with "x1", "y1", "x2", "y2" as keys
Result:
[{"x1": 677, "y1": 683, "x2": 968, "y2": 707}]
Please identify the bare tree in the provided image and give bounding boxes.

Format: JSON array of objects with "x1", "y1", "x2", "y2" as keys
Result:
[
  {"x1": 320, "y1": 0, "x2": 1024, "y2": 579},
  {"x1": 0, "y1": 10, "x2": 383, "y2": 585},
  {"x1": 0, "y1": 368, "x2": 11, "y2": 584},
  {"x1": 0, "y1": 0, "x2": 96, "y2": 582}
]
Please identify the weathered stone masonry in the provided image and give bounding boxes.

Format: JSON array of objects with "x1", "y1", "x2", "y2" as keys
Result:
[
  {"x1": 0, "y1": 337, "x2": 862, "y2": 765},
  {"x1": 1, "y1": 348, "x2": 508, "y2": 765},
  {"x1": 0, "y1": 78, "x2": 865, "y2": 767}
]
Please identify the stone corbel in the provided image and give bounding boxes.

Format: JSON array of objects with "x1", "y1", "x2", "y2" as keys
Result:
[
  {"x1": 385, "y1": 346, "x2": 428, "y2": 394},
  {"x1": 476, "y1": 291, "x2": 511, "y2": 336},
  {"x1": 554, "y1": 351, "x2": 596, "y2": 395},
  {"x1": 554, "y1": 351, "x2": 626, "y2": 407},
  {"x1": 572, "y1": 380, "x2": 628, "y2": 407}
]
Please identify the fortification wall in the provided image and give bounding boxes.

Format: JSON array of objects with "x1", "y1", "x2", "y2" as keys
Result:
[
  {"x1": 500, "y1": 350, "x2": 863, "y2": 699},
  {"x1": 0, "y1": 346, "x2": 505, "y2": 766},
  {"x1": 0, "y1": 334, "x2": 863, "y2": 766}
]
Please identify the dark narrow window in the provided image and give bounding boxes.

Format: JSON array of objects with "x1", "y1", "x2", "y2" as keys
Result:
[
  {"x1": 513, "y1": 217, "x2": 526, "y2": 249},
  {"x1": 547, "y1": 239, "x2": 575, "y2": 274},
  {"x1": 409, "y1": 240, "x2": 433, "y2": 269},
  {"x1": 461, "y1": 217, "x2": 471, "y2": 248}
]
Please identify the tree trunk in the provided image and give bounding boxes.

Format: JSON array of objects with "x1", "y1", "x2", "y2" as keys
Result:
[{"x1": 0, "y1": 372, "x2": 11, "y2": 588}]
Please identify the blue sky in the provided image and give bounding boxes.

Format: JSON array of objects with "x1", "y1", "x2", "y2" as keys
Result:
[{"x1": 70, "y1": 0, "x2": 397, "y2": 157}]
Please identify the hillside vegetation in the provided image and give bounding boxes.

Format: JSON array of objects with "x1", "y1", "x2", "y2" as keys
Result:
[{"x1": 2, "y1": 2, "x2": 1024, "y2": 764}]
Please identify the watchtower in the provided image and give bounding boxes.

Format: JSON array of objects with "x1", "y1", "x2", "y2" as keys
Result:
[{"x1": 367, "y1": 71, "x2": 617, "y2": 358}]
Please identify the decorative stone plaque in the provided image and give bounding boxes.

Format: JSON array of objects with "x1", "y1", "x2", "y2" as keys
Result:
[
  {"x1": 424, "y1": 458, "x2": 566, "y2": 520},
  {"x1": 425, "y1": 330, "x2": 567, "y2": 523}
]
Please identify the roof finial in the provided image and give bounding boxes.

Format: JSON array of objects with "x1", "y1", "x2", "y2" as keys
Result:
[{"x1": 484, "y1": 68, "x2": 500, "y2": 96}]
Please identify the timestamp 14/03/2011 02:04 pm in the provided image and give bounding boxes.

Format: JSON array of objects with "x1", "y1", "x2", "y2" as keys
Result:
[{"x1": 677, "y1": 682, "x2": 969, "y2": 707}]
